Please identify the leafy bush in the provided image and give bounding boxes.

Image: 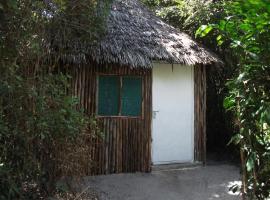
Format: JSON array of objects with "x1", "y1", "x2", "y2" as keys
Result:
[
  {"x1": 0, "y1": 0, "x2": 110, "y2": 199},
  {"x1": 197, "y1": 0, "x2": 270, "y2": 199},
  {"x1": 0, "y1": 66, "x2": 93, "y2": 199},
  {"x1": 142, "y1": 0, "x2": 224, "y2": 35}
]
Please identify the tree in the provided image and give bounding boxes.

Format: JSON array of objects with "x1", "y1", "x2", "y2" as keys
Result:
[
  {"x1": 0, "y1": 0, "x2": 110, "y2": 199},
  {"x1": 197, "y1": 0, "x2": 270, "y2": 199}
]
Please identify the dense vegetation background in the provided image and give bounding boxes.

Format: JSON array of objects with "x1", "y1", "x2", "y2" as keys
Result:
[
  {"x1": 200, "y1": 1, "x2": 270, "y2": 199},
  {"x1": 1, "y1": 0, "x2": 110, "y2": 199}
]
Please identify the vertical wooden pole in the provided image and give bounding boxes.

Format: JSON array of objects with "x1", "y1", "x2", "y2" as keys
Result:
[{"x1": 194, "y1": 65, "x2": 207, "y2": 164}]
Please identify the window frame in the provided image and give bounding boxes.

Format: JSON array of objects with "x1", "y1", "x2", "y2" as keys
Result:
[{"x1": 96, "y1": 73, "x2": 143, "y2": 118}]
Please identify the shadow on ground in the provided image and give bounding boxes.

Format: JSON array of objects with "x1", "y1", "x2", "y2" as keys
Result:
[{"x1": 78, "y1": 164, "x2": 241, "y2": 200}]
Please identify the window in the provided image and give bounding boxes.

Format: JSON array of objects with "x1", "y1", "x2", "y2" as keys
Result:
[
  {"x1": 98, "y1": 76, "x2": 120, "y2": 116},
  {"x1": 97, "y1": 75, "x2": 142, "y2": 117}
]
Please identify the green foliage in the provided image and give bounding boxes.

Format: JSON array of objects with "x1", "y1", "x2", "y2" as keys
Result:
[
  {"x1": 197, "y1": 0, "x2": 270, "y2": 198},
  {"x1": 195, "y1": 25, "x2": 214, "y2": 38},
  {"x1": 0, "y1": 67, "x2": 89, "y2": 199},
  {"x1": 142, "y1": 0, "x2": 225, "y2": 35},
  {"x1": 1, "y1": 0, "x2": 110, "y2": 199}
]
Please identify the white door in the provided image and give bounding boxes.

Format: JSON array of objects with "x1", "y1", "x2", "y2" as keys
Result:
[{"x1": 152, "y1": 64, "x2": 194, "y2": 165}]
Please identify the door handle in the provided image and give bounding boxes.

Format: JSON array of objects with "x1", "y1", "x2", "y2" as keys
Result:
[{"x1": 152, "y1": 110, "x2": 159, "y2": 119}]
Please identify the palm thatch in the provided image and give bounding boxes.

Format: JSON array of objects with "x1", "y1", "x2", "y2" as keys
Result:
[
  {"x1": 87, "y1": 0, "x2": 220, "y2": 68},
  {"x1": 57, "y1": 0, "x2": 220, "y2": 68}
]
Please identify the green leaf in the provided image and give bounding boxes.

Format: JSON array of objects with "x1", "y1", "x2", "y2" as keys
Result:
[
  {"x1": 228, "y1": 134, "x2": 242, "y2": 145},
  {"x1": 261, "y1": 108, "x2": 270, "y2": 124},
  {"x1": 7, "y1": 0, "x2": 17, "y2": 9},
  {"x1": 239, "y1": 23, "x2": 252, "y2": 32},
  {"x1": 216, "y1": 35, "x2": 224, "y2": 45},
  {"x1": 230, "y1": 40, "x2": 241, "y2": 48},
  {"x1": 223, "y1": 96, "x2": 235, "y2": 110},
  {"x1": 216, "y1": 35, "x2": 222, "y2": 41},
  {"x1": 195, "y1": 25, "x2": 213, "y2": 38},
  {"x1": 217, "y1": 39, "x2": 224, "y2": 46},
  {"x1": 246, "y1": 153, "x2": 256, "y2": 172},
  {"x1": 219, "y1": 20, "x2": 226, "y2": 31}
]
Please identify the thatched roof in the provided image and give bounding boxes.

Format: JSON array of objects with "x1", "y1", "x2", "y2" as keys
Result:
[{"x1": 64, "y1": 0, "x2": 220, "y2": 68}]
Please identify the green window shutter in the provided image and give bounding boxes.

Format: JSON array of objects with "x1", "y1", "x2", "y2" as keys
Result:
[
  {"x1": 121, "y1": 77, "x2": 142, "y2": 116},
  {"x1": 98, "y1": 76, "x2": 120, "y2": 116}
]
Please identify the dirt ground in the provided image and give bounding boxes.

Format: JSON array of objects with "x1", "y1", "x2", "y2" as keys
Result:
[{"x1": 78, "y1": 163, "x2": 241, "y2": 200}]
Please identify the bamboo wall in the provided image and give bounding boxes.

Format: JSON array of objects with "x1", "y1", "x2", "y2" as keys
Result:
[
  {"x1": 194, "y1": 65, "x2": 207, "y2": 164},
  {"x1": 70, "y1": 63, "x2": 207, "y2": 174},
  {"x1": 71, "y1": 64, "x2": 152, "y2": 175}
]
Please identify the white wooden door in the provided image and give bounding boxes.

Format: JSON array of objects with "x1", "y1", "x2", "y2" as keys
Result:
[{"x1": 152, "y1": 64, "x2": 194, "y2": 165}]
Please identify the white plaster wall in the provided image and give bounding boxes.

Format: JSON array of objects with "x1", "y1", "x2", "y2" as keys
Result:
[{"x1": 152, "y1": 63, "x2": 194, "y2": 164}]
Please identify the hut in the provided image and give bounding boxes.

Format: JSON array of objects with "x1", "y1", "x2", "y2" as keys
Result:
[{"x1": 70, "y1": 0, "x2": 220, "y2": 174}]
